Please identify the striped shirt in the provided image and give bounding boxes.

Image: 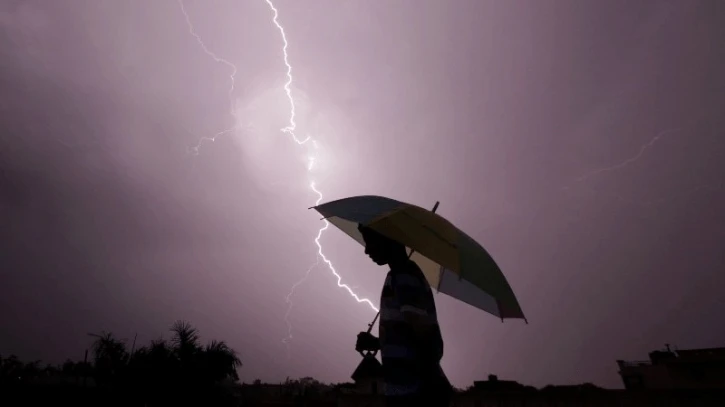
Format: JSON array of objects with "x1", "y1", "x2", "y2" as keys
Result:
[{"x1": 379, "y1": 260, "x2": 443, "y2": 396}]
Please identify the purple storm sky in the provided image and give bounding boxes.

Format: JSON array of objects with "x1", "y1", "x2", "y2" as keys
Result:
[{"x1": 2, "y1": 0, "x2": 724, "y2": 389}]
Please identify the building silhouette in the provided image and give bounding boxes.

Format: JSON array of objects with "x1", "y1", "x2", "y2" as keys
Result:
[
  {"x1": 617, "y1": 344, "x2": 725, "y2": 390},
  {"x1": 472, "y1": 374, "x2": 536, "y2": 393}
]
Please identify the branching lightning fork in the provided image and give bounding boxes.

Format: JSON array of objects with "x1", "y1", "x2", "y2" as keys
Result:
[
  {"x1": 565, "y1": 127, "x2": 721, "y2": 206},
  {"x1": 177, "y1": 0, "x2": 239, "y2": 155},
  {"x1": 573, "y1": 128, "x2": 681, "y2": 183},
  {"x1": 178, "y1": 0, "x2": 378, "y2": 357}
]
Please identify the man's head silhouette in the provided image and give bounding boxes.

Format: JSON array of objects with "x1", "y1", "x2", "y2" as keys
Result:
[{"x1": 358, "y1": 224, "x2": 407, "y2": 266}]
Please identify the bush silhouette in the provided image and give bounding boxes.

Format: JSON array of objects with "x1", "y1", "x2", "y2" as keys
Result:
[{"x1": 2, "y1": 320, "x2": 243, "y2": 406}]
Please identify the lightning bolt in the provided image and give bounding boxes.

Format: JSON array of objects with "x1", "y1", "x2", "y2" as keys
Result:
[
  {"x1": 563, "y1": 127, "x2": 722, "y2": 207},
  {"x1": 263, "y1": 0, "x2": 378, "y2": 353},
  {"x1": 572, "y1": 128, "x2": 681, "y2": 183},
  {"x1": 177, "y1": 0, "x2": 240, "y2": 156},
  {"x1": 177, "y1": 0, "x2": 379, "y2": 356},
  {"x1": 282, "y1": 260, "x2": 318, "y2": 357}
]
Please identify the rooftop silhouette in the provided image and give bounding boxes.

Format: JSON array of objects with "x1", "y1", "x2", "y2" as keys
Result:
[{"x1": 617, "y1": 344, "x2": 725, "y2": 390}]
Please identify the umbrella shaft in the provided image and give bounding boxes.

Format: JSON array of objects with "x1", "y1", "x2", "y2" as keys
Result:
[{"x1": 366, "y1": 201, "x2": 440, "y2": 334}]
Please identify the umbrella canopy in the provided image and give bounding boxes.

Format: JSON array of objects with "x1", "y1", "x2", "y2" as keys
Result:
[{"x1": 313, "y1": 195, "x2": 526, "y2": 321}]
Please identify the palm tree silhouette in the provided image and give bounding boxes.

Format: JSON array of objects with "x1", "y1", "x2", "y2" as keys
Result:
[
  {"x1": 168, "y1": 320, "x2": 242, "y2": 385},
  {"x1": 203, "y1": 340, "x2": 242, "y2": 382},
  {"x1": 170, "y1": 320, "x2": 201, "y2": 371},
  {"x1": 89, "y1": 332, "x2": 128, "y2": 385}
]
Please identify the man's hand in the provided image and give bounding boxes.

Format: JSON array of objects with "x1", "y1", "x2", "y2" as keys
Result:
[{"x1": 355, "y1": 331, "x2": 380, "y2": 353}]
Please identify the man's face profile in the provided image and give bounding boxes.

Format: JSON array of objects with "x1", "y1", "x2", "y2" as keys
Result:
[{"x1": 359, "y1": 226, "x2": 392, "y2": 266}]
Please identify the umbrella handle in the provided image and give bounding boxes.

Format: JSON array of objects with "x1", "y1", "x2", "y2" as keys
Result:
[
  {"x1": 365, "y1": 200, "x2": 440, "y2": 334},
  {"x1": 366, "y1": 313, "x2": 379, "y2": 334}
]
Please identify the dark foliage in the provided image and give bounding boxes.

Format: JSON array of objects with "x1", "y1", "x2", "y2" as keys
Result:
[{"x1": 1, "y1": 320, "x2": 242, "y2": 407}]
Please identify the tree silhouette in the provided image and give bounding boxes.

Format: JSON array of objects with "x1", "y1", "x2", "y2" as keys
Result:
[
  {"x1": 203, "y1": 340, "x2": 242, "y2": 383},
  {"x1": 90, "y1": 332, "x2": 128, "y2": 385},
  {"x1": 170, "y1": 320, "x2": 201, "y2": 357},
  {"x1": 169, "y1": 320, "x2": 202, "y2": 383},
  {"x1": 1, "y1": 354, "x2": 23, "y2": 383}
]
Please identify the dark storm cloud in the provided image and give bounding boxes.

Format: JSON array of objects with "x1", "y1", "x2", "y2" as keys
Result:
[{"x1": 2, "y1": 0, "x2": 724, "y2": 388}]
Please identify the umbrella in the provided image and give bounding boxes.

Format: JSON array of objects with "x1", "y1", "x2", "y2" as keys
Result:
[{"x1": 312, "y1": 195, "x2": 526, "y2": 322}]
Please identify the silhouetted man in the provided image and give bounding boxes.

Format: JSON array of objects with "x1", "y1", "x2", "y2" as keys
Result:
[{"x1": 355, "y1": 225, "x2": 453, "y2": 407}]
